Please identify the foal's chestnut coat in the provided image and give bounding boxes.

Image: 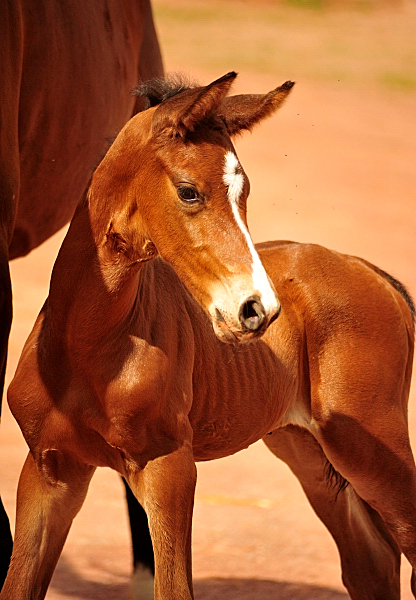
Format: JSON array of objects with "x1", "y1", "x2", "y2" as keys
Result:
[{"x1": 1, "y1": 73, "x2": 415, "y2": 600}]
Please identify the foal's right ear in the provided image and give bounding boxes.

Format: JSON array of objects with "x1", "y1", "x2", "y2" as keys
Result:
[
  {"x1": 152, "y1": 72, "x2": 237, "y2": 138},
  {"x1": 219, "y1": 80, "x2": 295, "y2": 136}
]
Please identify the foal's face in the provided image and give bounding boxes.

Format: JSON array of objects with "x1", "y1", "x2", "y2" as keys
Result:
[
  {"x1": 142, "y1": 124, "x2": 281, "y2": 344},
  {"x1": 91, "y1": 74, "x2": 294, "y2": 344}
]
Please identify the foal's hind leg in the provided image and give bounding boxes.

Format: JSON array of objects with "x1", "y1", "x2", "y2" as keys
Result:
[
  {"x1": 0, "y1": 450, "x2": 94, "y2": 600},
  {"x1": 263, "y1": 425, "x2": 401, "y2": 600},
  {"x1": 314, "y1": 404, "x2": 416, "y2": 598}
]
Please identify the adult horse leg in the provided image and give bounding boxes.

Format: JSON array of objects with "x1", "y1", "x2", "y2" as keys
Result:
[
  {"x1": 122, "y1": 478, "x2": 155, "y2": 600},
  {"x1": 125, "y1": 443, "x2": 197, "y2": 600},
  {"x1": 263, "y1": 425, "x2": 401, "y2": 600},
  {"x1": 0, "y1": 450, "x2": 95, "y2": 600},
  {"x1": 0, "y1": 0, "x2": 24, "y2": 585},
  {"x1": 0, "y1": 245, "x2": 13, "y2": 589},
  {"x1": 0, "y1": 499, "x2": 12, "y2": 590}
]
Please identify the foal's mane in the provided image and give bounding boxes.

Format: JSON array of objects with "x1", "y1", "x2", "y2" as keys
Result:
[{"x1": 134, "y1": 74, "x2": 198, "y2": 109}]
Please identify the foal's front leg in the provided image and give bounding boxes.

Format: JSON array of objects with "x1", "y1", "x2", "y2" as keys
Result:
[
  {"x1": 0, "y1": 450, "x2": 95, "y2": 600},
  {"x1": 127, "y1": 442, "x2": 197, "y2": 600}
]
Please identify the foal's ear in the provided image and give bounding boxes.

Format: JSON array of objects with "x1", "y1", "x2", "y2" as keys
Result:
[
  {"x1": 219, "y1": 80, "x2": 295, "y2": 136},
  {"x1": 152, "y1": 72, "x2": 237, "y2": 138}
]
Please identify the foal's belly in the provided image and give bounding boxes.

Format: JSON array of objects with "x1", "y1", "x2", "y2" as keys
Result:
[
  {"x1": 191, "y1": 417, "x2": 274, "y2": 462},
  {"x1": 190, "y1": 376, "x2": 287, "y2": 461}
]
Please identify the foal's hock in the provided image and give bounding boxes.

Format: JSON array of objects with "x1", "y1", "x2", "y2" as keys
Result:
[{"x1": 1, "y1": 73, "x2": 415, "y2": 600}]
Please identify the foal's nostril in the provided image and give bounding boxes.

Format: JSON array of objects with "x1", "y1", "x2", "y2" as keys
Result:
[{"x1": 239, "y1": 296, "x2": 266, "y2": 332}]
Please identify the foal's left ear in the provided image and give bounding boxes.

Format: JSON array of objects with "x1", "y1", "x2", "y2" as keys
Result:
[
  {"x1": 218, "y1": 80, "x2": 295, "y2": 136},
  {"x1": 152, "y1": 72, "x2": 237, "y2": 138}
]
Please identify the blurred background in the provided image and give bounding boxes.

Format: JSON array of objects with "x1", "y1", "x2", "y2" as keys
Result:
[{"x1": 2, "y1": 1, "x2": 415, "y2": 598}]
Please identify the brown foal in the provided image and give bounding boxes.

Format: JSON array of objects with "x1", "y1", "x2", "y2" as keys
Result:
[{"x1": 1, "y1": 73, "x2": 415, "y2": 600}]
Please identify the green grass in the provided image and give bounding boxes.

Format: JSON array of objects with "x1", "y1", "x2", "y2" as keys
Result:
[
  {"x1": 152, "y1": 0, "x2": 416, "y2": 93},
  {"x1": 379, "y1": 72, "x2": 416, "y2": 92}
]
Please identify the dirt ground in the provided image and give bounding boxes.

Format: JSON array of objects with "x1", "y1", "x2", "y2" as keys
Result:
[{"x1": 1, "y1": 1, "x2": 415, "y2": 598}]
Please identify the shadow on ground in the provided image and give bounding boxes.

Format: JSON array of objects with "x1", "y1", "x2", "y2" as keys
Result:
[
  {"x1": 51, "y1": 556, "x2": 128, "y2": 600},
  {"x1": 51, "y1": 555, "x2": 348, "y2": 599},
  {"x1": 194, "y1": 578, "x2": 348, "y2": 600}
]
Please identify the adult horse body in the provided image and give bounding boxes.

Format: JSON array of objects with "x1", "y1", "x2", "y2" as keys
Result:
[
  {"x1": 1, "y1": 73, "x2": 415, "y2": 600},
  {"x1": 0, "y1": 0, "x2": 162, "y2": 586}
]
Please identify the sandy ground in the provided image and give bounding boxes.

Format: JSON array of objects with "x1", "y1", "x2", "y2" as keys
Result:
[{"x1": 1, "y1": 1, "x2": 415, "y2": 598}]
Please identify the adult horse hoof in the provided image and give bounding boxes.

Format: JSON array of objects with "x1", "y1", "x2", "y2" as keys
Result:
[{"x1": 130, "y1": 564, "x2": 154, "y2": 600}]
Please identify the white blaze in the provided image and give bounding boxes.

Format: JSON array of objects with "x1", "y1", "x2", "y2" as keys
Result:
[
  {"x1": 223, "y1": 150, "x2": 244, "y2": 204},
  {"x1": 222, "y1": 151, "x2": 277, "y2": 310}
]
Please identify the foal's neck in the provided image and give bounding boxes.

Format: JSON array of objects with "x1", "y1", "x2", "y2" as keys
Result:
[{"x1": 47, "y1": 199, "x2": 143, "y2": 345}]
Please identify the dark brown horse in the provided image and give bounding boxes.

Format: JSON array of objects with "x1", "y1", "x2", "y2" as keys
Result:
[
  {"x1": 2, "y1": 73, "x2": 415, "y2": 600},
  {"x1": 0, "y1": 0, "x2": 162, "y2": 587}
]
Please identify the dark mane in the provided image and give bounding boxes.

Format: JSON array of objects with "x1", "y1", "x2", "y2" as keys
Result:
[{"x1": 134, "y1": 74, "x2": 198, "y2": 110}]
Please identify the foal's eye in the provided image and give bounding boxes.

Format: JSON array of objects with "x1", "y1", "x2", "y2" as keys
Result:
[{"x1": 177, "y1": 185, "x2": 199, "y2": 203}]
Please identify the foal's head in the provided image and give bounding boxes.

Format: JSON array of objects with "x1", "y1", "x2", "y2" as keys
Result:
[{"x1": 89, "y1": 72, "x2": 294, "y2": 343}]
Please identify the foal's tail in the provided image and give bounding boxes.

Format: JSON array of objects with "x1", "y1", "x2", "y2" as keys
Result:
[
  {"x1": 357, "y1": 258, "x2": 415, "y2": 330},
  {"x1": 376, "y1": 266, "x2": 415, "y2": 327}
]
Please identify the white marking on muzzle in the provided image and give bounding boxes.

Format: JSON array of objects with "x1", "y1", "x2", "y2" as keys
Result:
[{"x1": 223, "y1": 151, "x2": 277, "y2": 311}]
